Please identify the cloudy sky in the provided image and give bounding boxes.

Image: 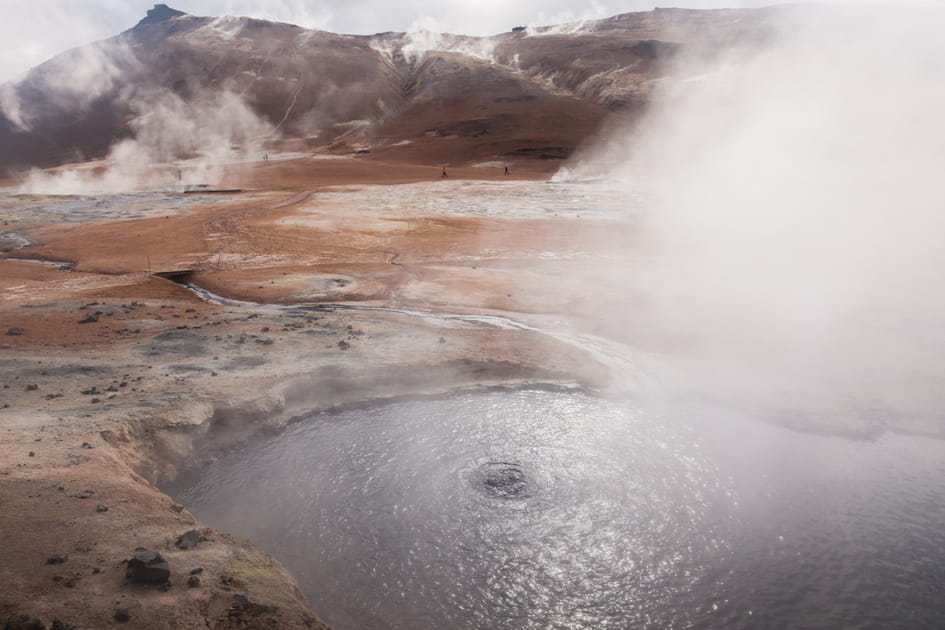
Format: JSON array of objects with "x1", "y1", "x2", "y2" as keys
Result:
[{"x1": 0, "y1": 0, "x2": 939, "y2": 84}]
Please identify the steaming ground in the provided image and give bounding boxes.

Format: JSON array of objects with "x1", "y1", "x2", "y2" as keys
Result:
[
  {"x1": 564, "y1": 6, "x2": 945, "y2": 440},
  {"x1": 4, "y1": 6, "x2": 945, "y2": 628},
  {"x1": 0, "y1": 156, "x2": 616, "y2": 629}
]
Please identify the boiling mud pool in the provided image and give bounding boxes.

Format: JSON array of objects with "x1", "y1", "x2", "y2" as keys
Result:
[{"x1": 168, "y1": 390, "x2": 945, "y2": 630}]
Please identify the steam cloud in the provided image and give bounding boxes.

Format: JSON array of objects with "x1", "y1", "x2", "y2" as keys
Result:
[
  {"x1": 8, "y1": 33, "x2": 275, "y2": 195},
  {"x1": 569, "y1": 7, "x2": 945, "y2": 435},
  {"x1": 20, "y1": 89, "x2": 274, "y2": 195}
]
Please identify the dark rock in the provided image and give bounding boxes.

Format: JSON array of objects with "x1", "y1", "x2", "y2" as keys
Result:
[
  {"x1": 337, "y1": 340, "x2": 350, "y2": 350},
  {"x1": 6, "y1": 328, "x2": 23, "y2": 336},
  {"x1": 50, "y1": 621, "x2": 76, "y2": 630},
  {"x1": 231, "y1": 593, "x2": 277, "y2": 617},
  {"x1": 174, "y1": 529, "x2": 203, "y2": 550},
  {"x1": 81, "y1": 442, "x2": 94, "y2": 449},
  {"x1": 77, "y1": 315, "x2": 98, "y2": 324},
  {"x1": 81, "y1": 387, "x2": 100, "y2": 395},
  {"x1": 189, "y1": 567, "x2": 203, "y2": 575},
  {"x1": 96, "y1": 504, "x2": 109, "y2": 513},
  {"x1": 28, "y1": 451, "x2": 34, "y2": 457},
  {"x1": 74, "y1": 489, "x2": 95, "y2": 499},
  {"x1": 126, "y1": 551, "x2": 170, "y2": 584},
  {"x1": 113, "y1": 608, "x2": 131, "y2": 623},
  {"x1": 25, "y1": 384, "x2": 38, "y2": 391},
  {"x1": 187, "y1": 575, "x2": 200, "y2": 588},
  {"x1": 46, "y1": 554, "x2": 68, "y2": 565},
  {"x1": 3, "y1": 614, "x2": 45, "y2": 630},
  {"x1": 90, "y1": 398, "x2": 100, "y2": 404}
]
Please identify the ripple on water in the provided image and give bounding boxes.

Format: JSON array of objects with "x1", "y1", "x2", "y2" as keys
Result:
[{"x1": 167, "y1": 390, "x2": 945, "y2": 630}]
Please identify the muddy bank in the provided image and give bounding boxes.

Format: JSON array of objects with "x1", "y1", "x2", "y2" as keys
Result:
[
  {"x1": 0, "y1": 161, "x2": 624, "y2": 628},
  {"x1": 0, "y1": 291, "x2": 606, "y2": 630}
]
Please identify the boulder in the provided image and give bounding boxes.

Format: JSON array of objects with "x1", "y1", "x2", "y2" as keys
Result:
[{"x1": 126, "y1": 551, "x2": 170, "y2": 584}]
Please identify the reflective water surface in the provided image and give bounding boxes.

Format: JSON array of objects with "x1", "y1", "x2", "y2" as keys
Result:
[{"x1": 167, "y1": 390, "x2": 945, "y2": 630}]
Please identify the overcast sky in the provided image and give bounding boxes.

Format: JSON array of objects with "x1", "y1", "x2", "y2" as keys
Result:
[{"x1": 0, "y1": 0, "x2": 940, "y2": 84}]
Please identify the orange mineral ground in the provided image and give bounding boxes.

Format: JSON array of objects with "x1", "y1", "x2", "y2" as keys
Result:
[{"x1": 0, "y1": 151, "x2": 638, "y2": 629}]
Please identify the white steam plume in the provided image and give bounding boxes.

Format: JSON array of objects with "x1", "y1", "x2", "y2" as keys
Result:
[
  {"x1": 19, "y1": 89, "x2": 275, "y2": 195},
  {"x1": 571, "y1": 7, "x2": 945, "y2": 434},
  {"x1": 1, "y1": 38, "x2": 141, "y2": 132},
  {"x1": 372, "y1": 16, "x2": 498, "y2": 66}
]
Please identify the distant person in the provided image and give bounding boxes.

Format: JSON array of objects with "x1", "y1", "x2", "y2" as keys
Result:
[
  {"x1": 504, "y1": 165, "x2": 510, "y2": 176},
  {"x1": 441, "y1": 166, "x2": 448, "y2": 179}
]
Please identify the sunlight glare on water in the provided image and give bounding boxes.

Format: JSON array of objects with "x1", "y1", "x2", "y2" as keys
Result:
[
  {"x1": 168, "y1": 390, "x2": 945, "y2": 630},
  {"x1": 170, "y1": 390, "x2": 734, "y2": 629}
]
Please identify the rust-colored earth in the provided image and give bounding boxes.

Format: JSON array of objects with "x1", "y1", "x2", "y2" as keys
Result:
[{"x1": 0, "y1": 153, "x2": 632, "y2": 629}]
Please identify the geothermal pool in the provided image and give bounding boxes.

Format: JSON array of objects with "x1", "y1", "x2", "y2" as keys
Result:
[{"x1": 167, "y1": 389, "x2": 945, "y2": 630}]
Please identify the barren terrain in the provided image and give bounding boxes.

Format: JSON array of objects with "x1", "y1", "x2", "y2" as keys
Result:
[{"x1": 0, "y1": 153, "x2": 629, "y2": 628}]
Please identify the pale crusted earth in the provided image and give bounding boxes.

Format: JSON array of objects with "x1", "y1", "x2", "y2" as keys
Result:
[{"x1": 0, "y1": 155, "x2": 626, "y2": 629}]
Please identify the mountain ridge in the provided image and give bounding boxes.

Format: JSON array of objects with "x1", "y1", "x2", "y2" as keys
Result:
[{"x1": 0, "y1": 4, "x2": 808, "y2": 174}]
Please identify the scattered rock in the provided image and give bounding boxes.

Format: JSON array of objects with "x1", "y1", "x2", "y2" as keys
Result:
[
  {"x1": 113, "y1": 608, "x2": 131, "y2": 623},
  {"x1": 28, "y1": 452, "x2": 35, "y2": 458},
  {"x1": 25, "y1": 384, "x2": 38, "y2": 391},
  {"x1": 187, "y1": 575, "x2": 200, "y2": 588},
  {"x1": 96, "y1": 504, "x2": 109, "y2": 513},
  {"x1": 90, "y1": 398, "x2": 100, "y2": 404},
  {"x1": 49, "y1": 621, "x2": 76, "y2": 630},
  {"x1": 73, "y1": 489, "x2": 95, "y2": 499},
  {"x1": 81, "y1": 442, "x2": 94, "y2": 449},
  {"x1": 45, "y1": 554, "x2": 68, "y2": 565},
  {"x1": 126, "y1": 551, "x2": 170, "y2": 584},
  {"x1": 337, "y1": 340, "x2": 350, "y2": 350},
  {"x1": 174, "y1": 529, "x2": 203, "y2": 550},
  {"x1": 77, "y1": 314, "x2": 98, "y2": 324},
  {"x1": 189, "y1": 567, "x2": 203, "y2": 575},
  {"x1": 3, "y1": 614, "x2": 45, "y2": 630},
  {"x1": 6, "y1": 328, "x2": 23, "y2": 336}
]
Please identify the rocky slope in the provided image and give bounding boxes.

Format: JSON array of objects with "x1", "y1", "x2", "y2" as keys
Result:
[{"x1": 0, "y1": 4, "x2": 798, "y2": 174}]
